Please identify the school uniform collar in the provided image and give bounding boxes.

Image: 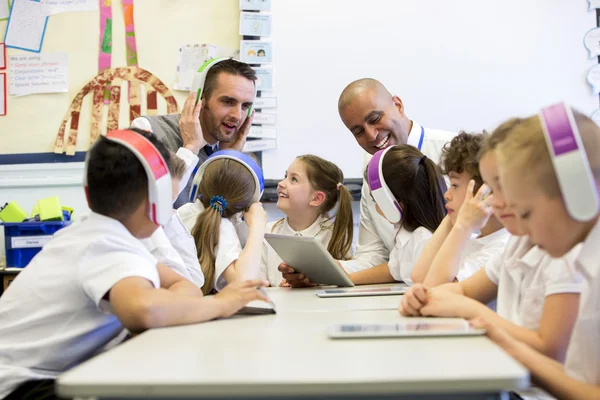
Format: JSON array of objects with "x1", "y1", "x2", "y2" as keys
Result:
[
  {"x1": 576, "y1": 219, "x2": 600, "y2": 278},
  {"x1": 406, "y1": 121, "x2": 423, "y2": 148},
  {"x1": 282, "y1": 214, "x2": 330, "y2": 237},
  {"x1": 85, "y1": 211, "x2": 132, "y2": 235},
  {"x1": 517, "y1": 245, "x2": 547, "y2": 270},
  {"x1": 475, "y1": 228, "x2": 508, "y2": 245}
]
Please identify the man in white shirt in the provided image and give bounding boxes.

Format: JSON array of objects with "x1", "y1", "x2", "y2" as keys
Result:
[
  {"x1": 131, "y1": 59, "x2": 257, "y2": 207},
  {"x1": 281, "y1": 78, "x2": 456, "y2": 285}
]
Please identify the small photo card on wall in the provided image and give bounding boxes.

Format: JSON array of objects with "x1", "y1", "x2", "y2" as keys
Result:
[
  {"x1": 241, "y1": 40, "x2": 272, "y2": 64},
  {"x1": 0, "y1": 73, "x2": 6, "y2": 116},
  {"x1": 240, "y1": 0, "x2": 271, "y2": 11},
  {"x1": 253, "y1": 67, "x2": 273, "y2": 91},
  {"x1": 0, "y1": 43, "x2": 6, "y2": 70},
  {"x1": 240, "y1": 12, "x2": 272, "y2": 36}
]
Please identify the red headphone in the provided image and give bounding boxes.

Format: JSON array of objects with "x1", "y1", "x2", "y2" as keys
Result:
[{"x1": 84, "y1": 130, "x2": 172, "y2": 226}]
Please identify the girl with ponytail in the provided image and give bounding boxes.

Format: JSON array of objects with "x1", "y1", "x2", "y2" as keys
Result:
[{"x1": 260, "y1": 155, "x2": 354, "y2": 286}]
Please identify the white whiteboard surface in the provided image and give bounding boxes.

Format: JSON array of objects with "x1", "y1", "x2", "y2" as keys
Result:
[{"x1": 262, "y1": 0, "x2": 596, "y2": 179}]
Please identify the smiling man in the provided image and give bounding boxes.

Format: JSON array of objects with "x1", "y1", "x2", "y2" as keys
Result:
[
  {"x1": 132, "y1": 59, "x2": 257, "y2": 207},
  {"x1": 336, "y1": 78, "x2": 456, "y2": 273},
  {"x1": 281, "y1": 78, "x2": 457, "y2": 285}
]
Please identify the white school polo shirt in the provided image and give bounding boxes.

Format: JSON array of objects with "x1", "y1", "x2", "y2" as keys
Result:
[
  {"x1": 388, "y1": 226, "x2": 433, "y2": 284},
  {"x1": 140, "y1": 212, "x2": 204, "y2": 288},
  {"x1": 456, "y1": 228, "x2": 510, "y2": 282},
  {"x1": 339, "y1": 122, "x2": 456, "y2": 273},
  {"x1": 0, "y1": 212, "x2": 160, "y2": 399},
  {"x1": 565, "y1": 219, "x2": 600, "y2": 385},
  {"x1": 259, "y1": 215, "x2": 344, "y2": 286},
  {"x1": 485, "y1": 236, "x2": 583, "y2": 331}
]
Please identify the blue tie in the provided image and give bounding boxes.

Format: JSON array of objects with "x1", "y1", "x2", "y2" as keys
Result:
[{"x1": 204, "y1": 145, "x2": 214, "y2": 156}]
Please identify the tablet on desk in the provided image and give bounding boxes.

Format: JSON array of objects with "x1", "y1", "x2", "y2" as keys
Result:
[
  {"x1": 264, "y1": 233, "x2": 354, "y2": 287},
  {"x1": 328, "y1": 320, "x2": 486, "y2": 339},
  {"x1": 316, "y1": 286, "x2": 408, "y2": 298}
]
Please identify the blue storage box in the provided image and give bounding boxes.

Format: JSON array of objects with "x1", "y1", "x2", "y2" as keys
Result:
[{"x1": 3, "y1": 219, "x2": 72, "y2": 268}]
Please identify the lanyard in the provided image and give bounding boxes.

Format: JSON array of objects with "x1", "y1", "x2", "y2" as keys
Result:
[{"x1": 417, "y1": 126, "x2": 425, "y2": 151}]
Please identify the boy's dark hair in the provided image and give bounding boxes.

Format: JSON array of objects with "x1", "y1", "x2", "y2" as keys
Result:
[
  {"x1": 439, "y1": 132, "x2": 485, "y2": 192},
  {"x1": 86, "y1": 128, "x2": 171, "y2": 220},
  {"x1": 203, "y1": 58, "x2": 257, "y2": 101}
]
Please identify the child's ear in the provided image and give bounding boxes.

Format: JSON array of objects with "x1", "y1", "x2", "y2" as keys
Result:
[{"x1": 309, "y1": 191, "x2": 326, "y2": 207}]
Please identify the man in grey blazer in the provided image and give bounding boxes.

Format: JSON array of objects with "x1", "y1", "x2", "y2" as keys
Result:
[{"x1": 132, "y1": 59, "x2": 257, "y2": 207}]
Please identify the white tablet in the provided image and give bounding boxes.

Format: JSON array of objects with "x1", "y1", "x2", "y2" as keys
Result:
[
  {"x1": 328, "y1": 320, "x2": 486, "y2": 339},
  {"x1": 264, "y1": 233, "x2": 354, "y2": 287},
  {"x1": 316, "y1": 286, "x2": 408, "y2": 298}
]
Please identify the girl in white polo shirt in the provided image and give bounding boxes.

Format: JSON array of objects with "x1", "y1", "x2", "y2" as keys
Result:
[
  {"x1": 400, "y1": 123, "x2": 582, "y2": 364},
  {"x1": 471, "y1": 104, "x2": 600, "y2": 399},
  {"x1": 348, "y1": 145, "x2": 447, "y2": 285},
  {"x1": 259, "y1": 155, "x2": 354, "y2": 286},
  {"x1": 182, "y1": 150, "x2": 267, "y2": 295}
]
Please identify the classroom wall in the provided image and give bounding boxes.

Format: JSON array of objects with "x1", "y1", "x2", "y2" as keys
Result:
[
  {"x1": 0, "y1": 0, "x2": 240, "y2": 154},
  {"x1": 262, "y1": 0, "x2": 597, "y2": 179}
]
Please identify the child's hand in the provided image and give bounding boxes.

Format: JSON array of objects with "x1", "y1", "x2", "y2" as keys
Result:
[
  {"x1": 214, "y1": 279, "x2": 269, "y2": 318},
  {"x1": 455, "y1": 180, "x2": 493, "y2": 232},
  {"x1": 399, "y1": 284, "x2": 428, "y2": 316},
  {"x1": 278, "y1": 262, "x2": 317, "y2": 287},
  {"x1": 243, "y1": 202, "x2": 267, "y2": 229},
  {"x1": 470, "y1": 317, "x2": 518, "y2": 353},
  {"x1": 419, "y1": 289, "x2": 479, "y2": 319}
]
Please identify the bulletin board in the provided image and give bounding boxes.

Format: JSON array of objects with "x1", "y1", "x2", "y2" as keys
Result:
[{"x1": 0, "y1": 0, "x2": 241, "y2": 159}]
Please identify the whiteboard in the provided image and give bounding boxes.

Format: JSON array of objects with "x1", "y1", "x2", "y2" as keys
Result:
[{"x1": 262, "y1": 0, "x2": 597, "y2": 179}]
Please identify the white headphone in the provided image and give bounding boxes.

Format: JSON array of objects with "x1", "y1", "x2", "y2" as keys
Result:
[
  {"x1": 189, "y1": 149, "x2": 264, "y2": 204},
  {"x1": 367, "y1": 146, "x2": 403, "y2": 223},
  {"x1": 539, "y1": 102, "x2": 600, "y2": 221},
  {"x1": 84, "y1": 130, "x2": 173, "y2": 226}
]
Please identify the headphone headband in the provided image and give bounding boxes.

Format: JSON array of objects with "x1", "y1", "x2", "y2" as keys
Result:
[
  {"x1": 539, "y1": 102, "x2": 600, "y2": 221},
  {"x1": 189, "y1": 149, "x2": 264, "y2": 204},
  {"x1": 367, "y1": 146, "x2": 403, "y2": 223},
  {"x1": 84, "y1": 130, "x2": 173, "y2": 226}
]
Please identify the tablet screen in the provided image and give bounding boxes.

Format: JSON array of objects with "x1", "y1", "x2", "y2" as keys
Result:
[{"x1": 339, "y1": 321, "x2": 472, "y2": 333}]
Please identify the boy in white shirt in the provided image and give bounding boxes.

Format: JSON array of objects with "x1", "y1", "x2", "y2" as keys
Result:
[
  {"x1": 141, "y1": 153, "x2": 204, "y2": 287},
  {"x1": 400, "y1": 124, "x2": 581, "y2": 366},
  {"x1": 411, "y1": 132, "x2": 509, "y2": 286},
  {"x1": 0, "y1": 129, "x2": 268, "y2": 400},
  {"x1": 470, "y1": 104, "x2": 600, "y2": 399}
]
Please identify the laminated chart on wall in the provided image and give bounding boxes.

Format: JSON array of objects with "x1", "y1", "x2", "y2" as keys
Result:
[
  {"x1": 54, "y1": 67, "x2": 179, "y2": 155},
  {"x1": 4, "y1": 0, "x2": 49, "y2": 53},
  {"x1": 0, "y1": 0, "x2": 9, "y2": 20},
  {"x1": 40, "y1": 0, "x2": 97, "y2": 15},
  {"x1": 239, "y1": 0, "x2": 271, "y2": 11},
  {"x1": 0, "y1": 73, "x2": 6, "y2": 116},
  {"x1": 9, "y1": 53, "x2": 68, "y2": 96},
  {"x1": 174, "y1": 44, "x2": 234, "y2": 91},
  {"x1": 240, "y1": 12, "x2": 272, "y2": 36},
  {"x1": 0, "y1": 43, "x2": 5, "y2": 70}
]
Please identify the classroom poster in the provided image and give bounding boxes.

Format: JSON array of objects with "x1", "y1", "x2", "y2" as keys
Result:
[
  {"x1": 40, "y1": 0, "x2": 97, "y2": 15},
  {"x1": 9, "y1": 52, "x2": 68, "y2": 96},
  {"x1": 174, "y1": 44, "x2": 234, "y2": 91},
  {"x1": 253, "y1": 67, "x2": 273, "y2": 90},
  {"x1": 239, "y1": 0, "x2": 271, "y2": 11},
  {"x1": 4, "y1": 0, "x2": 49, "y2": 53},
  {"x1": 0, "y1": 0, "x2": 9, "y2": 20},
  {"x1": 240, "y1": 12, "x2": 272, "y2": 36},
  {"x1": 240, "y1": 40, "x2": 272, "y2": 63},
  {"x1": 0, "y1": 43, "x2": 6, "y2": 70},
  {"x1": 0, "y1": 73, "x2": 6, "y2": 115}
]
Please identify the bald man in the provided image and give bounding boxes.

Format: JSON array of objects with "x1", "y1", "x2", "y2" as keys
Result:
[{"x1": 280, "y1": 79, "x2": 457, "y2": 287}]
